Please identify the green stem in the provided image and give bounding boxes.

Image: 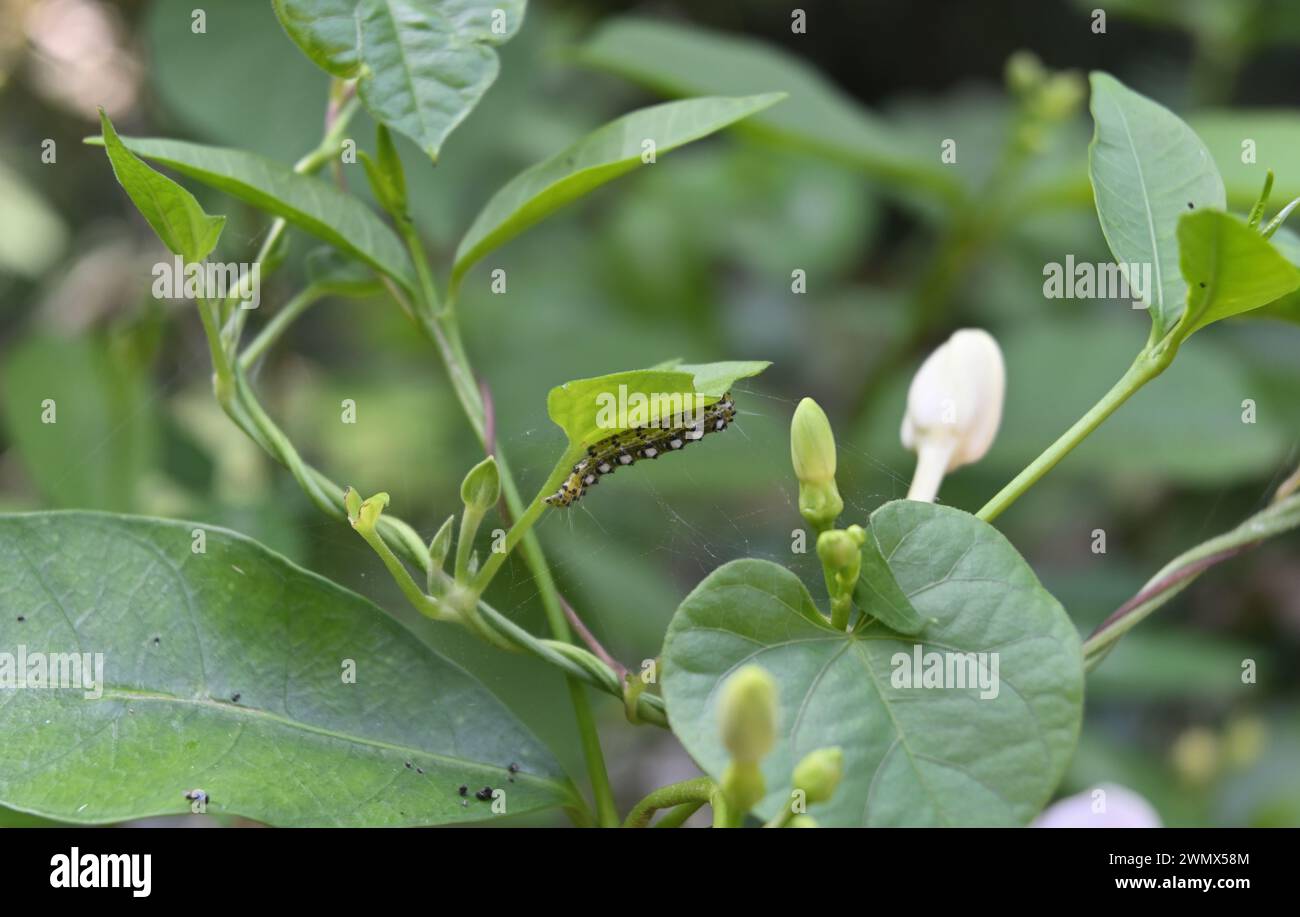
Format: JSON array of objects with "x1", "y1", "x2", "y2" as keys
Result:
[
  {"x1": 1082, "y1": 492, "x2": 1300, "y2": 668},
  {"x1": 197, "y1": 297, "x2": 233, "y2": 398},
  {"x1": 295, "y1": 96, "x2": 362, "y2": 174},
  {"x1": 471, "y1": 446, "x2": 580, "y2": 595},
  {"x1": 354, "y1": 523, "x2": 455, "y2": 622},
  {"x1": 976, "y1": 343, "x2": 1174, "y2": 523},
  {"x1": 622, "y1": 777, "x2": 716, "y2": 828},
  {"x1": 829, "y1": 593, "x2": 852, "y2": 632},
  {"x1": 653, "y1": 800, "x2": 706, "y2": 828},
  {"x1": 397, "y1": 215, "x2": 441, "y2": 318},
  {"x1": 239, "y1": 284, "x2": 324, "y2": 370},
  {"x1": 454, "y1": 506, "x2": 484, "y2": 582}
]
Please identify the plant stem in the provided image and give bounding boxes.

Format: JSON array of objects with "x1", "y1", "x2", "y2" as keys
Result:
[
  {"x1": 653, "y1": 800, "x2": 706, "y2": 828},
  {"x1": 239, "y1": 284, "x2": 324, "y2": 369},
  {"x1": 622, "y1": 777, "x2": 717, "y2": 828},
  {"x1": 1082, "y1": 492, "x2": 1300, "y2": 668},
  {"x1": 471, "y1": 446, "x2": 579, "y2": 594},
  {"x1": 976, "y1": 344, "x2": 1174, "y2": 523}
]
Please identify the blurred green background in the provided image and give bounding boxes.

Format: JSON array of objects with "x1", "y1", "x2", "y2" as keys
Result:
[{"x1": 1, "y1": 0, "x2": 1298, "y2": 826}]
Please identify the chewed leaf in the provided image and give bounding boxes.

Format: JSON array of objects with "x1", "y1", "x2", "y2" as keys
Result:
[{"x1": 546, "y1": 360, "x2": 769, "y2": 450}]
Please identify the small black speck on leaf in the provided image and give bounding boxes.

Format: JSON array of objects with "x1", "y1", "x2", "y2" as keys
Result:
[
  {"x1": 152, "y1": 637, "x2": 160, "y2": 645},
  {"x1": 405, "y1": 761, "x2": 412, "y2": 769},
  {"x1": 508, "y1": 762, "x2": 520, "y2": 774},
  {"x1": 1188, "y1": 202, "x2": 1195, "y2": 209},
  {"x1": 458, "y1": 784, "x2": 468, "y2": 796},
  {"x1": 16, "y1": 616, "x2": 24, "y2": 623},
  {"x1": 416, "y1": 767, "x2": 424, "y2": 775},
  {"x1": 230, "y1": 693, "x2": 241, "y2": 703},
  {"x1": 475, "y1": 786, "x2": 493, "y2": 801},
  {"x1": 1199, "y1": 282, "x2": 1206, "y2": 288}
]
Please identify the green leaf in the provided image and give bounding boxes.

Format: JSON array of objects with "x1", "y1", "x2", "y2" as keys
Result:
[
  {"x1": 85, "y1": 134, "x2": 416, "y2": 292},
  {"x1": 1087, "y1": 72, "x2": 1226, "y2": 338},
  {"x1": 662, "y1": 501, "x2": 1083, "y2": 827},
  {"x1": 576, "y1": 17, "x2": 960, "y2": 202},
  {"x1": 854, "y1": 529, "x2": 925, "y2": 636},
  {"x1": 98, "y1": 110, "x2": 224, "y2": 263},
  {"x1": 1175, "y1": 209, "x2": 1300, "y2": 337},
  {"x1": 272, "y1": 0, "x2": 525, "y2": 161},
  {"x1": 546, "y1": 360, "x2": 768, "y2": 451},
  {"x1": 0, "y1": 513, "x2": 574, "y2": 826},
  {"x1": 452, "y1": 94, "x2": 784, "y2": 294},
  {"x1": 1237, "y1": 224, "x2": 1300, "y2": 324}
]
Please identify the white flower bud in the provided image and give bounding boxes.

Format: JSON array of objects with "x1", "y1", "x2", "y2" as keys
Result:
[{"x1": 900, "y1": 329, "x2": 1005, "y2": 503}]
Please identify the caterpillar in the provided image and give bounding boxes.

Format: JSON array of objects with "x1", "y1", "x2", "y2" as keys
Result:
[{"x1": 545, "y1": 393, "x2": 737, "y2": 508}]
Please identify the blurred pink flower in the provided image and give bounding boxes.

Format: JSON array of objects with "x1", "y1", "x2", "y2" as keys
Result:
[{"x1": 1033, "y1": 784, "x2": 1162, "y2": 828}]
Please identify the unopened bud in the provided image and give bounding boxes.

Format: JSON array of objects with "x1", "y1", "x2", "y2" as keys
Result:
[
  {"x1": 792, "y1": 746, "x2": 843, "y2": 805},
  {"x1": 460, "y1": 456, "x2": 500, "y2": 513},
  {"x1": 719, "y1": 665, "x2": 777, "y2": 765},
  {"x1": 790, "y1": 397, "x2": 843, "y2": 529},
  {"x1": 901, "y1": 329, "x2": 1005, "y2": 502}
]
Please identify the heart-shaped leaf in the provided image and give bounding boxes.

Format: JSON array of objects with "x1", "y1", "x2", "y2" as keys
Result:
[
  {"x1": 662, "y1": 500, "x2": 1083, "y2": 827},
  {"x1": 272, "y1": 0, "x2": 525, "y2": 161},
  {"x1": 0, "y1": 513, "x2": 574, "y2": 826},
  {"x1": 1088, "y1": 72, "x2": 1225, "y2": 338},
  {"x1": 1174, "y1": 209, "x2": 1300, "y2": 338}
]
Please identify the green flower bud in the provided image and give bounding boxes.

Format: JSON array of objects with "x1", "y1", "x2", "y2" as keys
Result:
[
  {"x1": 790, "y1": 398, "x2": 843, "y2": 529},
  {"x1": 460, "y1": 456, "x2": 500, "y2": 513},
  {"x1": 1005, "y1": 50, "x2": 1046, "y2": 96},
  {"x1": 788, "y1": 815, "x2": 819, "y2": 828},
  {"x1": 792, "y1": 746, "x2": 843, "y2": 805},
  {"x1": 1037, "y1": 72, "x2": 1085, "y2": 120},
  {"x1": 719, "y1": 665, "x2": 777, "y2": 765},
  {"x1": 817, "y1": 529, "x2": 859, "y2": 573},
  {"x1": 352, "y1": 491, "x2": 390, "y2": 533},
  {"x1": 721, "y1": 761, "x2": 765, "y2": 818}
]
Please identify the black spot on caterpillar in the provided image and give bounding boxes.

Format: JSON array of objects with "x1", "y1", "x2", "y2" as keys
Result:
[{"x1": 545, "y1": 393, "x2": 736, "y2": 508}]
